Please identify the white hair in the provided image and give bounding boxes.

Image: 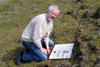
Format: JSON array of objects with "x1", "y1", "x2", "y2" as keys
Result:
[{"x1": 47, "y1": 5, "x2": 60, "y2": 15}]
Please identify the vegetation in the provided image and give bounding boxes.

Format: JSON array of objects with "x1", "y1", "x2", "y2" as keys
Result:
[{"x1": 0, "y1": 0, "x2": 100, "y2": 67}]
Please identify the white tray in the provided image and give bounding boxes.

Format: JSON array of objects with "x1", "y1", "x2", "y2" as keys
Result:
[{"x1": 49, "y1": 43, "x2": 74, "y2": 59}]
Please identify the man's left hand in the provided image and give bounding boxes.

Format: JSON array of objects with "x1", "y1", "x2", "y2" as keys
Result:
[{"x1": 47, "y1": 48, "x2": 50, "y2": 55}]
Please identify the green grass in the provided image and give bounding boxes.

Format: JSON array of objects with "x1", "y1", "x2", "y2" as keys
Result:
[
  {"x1": 0, "y1": 0, "x2": 19, "y2": 13},
  {"x1": 0, "y1": 0, "x2": 100, "y2": 67}
]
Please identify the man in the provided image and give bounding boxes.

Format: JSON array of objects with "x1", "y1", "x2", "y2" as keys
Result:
[{"x1": 16, "y1": 5, "x2": 60, "y2": 65}]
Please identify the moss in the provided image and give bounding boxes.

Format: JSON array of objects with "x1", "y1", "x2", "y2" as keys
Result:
[{"x1": 0, "y1": 0, "x2": 100, "y2": 67}]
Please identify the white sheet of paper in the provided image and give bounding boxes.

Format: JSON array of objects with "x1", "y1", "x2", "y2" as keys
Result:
[{"x1": 49, "y1": 43, "x2": 74, "y2": 59}]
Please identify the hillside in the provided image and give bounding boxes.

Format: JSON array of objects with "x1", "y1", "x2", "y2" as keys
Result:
[{"x1": 0, "y1": 0, "x2": 100, "y2": 67}]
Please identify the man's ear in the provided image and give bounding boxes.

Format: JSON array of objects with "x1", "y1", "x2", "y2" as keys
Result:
[
  {"x1": 47, "y1": 10, "x2": 50, "y2": 14},
  {"x1": 46, "y1": 10, "x2": 49, "y2": 14}
]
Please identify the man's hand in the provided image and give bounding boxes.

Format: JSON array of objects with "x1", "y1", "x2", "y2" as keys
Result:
[
  {"x1": 47, "y1": 48, "x2": 50, "y2": 54},
  {"x1": 39, "y1": 47, "x2": 47, "y2": 55},
  {"x1": 45, "y1": 43, "x2": 50, "y2": 54}
]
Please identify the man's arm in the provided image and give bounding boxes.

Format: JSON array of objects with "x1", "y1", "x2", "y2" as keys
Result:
[
  {"x1": 44, "y1": 25, "x2": 53, "y2": 54},
  {"x1": 32, "y1": 19, "x2": 48, "y2": 55}
]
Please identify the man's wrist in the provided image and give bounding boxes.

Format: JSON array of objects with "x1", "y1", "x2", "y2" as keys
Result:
[
  {"x1": 39, "y1": 47, "x2": 43, "y2": 50},
  {"x1": 46, "y1": 47, "x2": 49, "y2": 49},
  {"x1": 46, "y1": 45, "x2": 49, "y2": 49}
]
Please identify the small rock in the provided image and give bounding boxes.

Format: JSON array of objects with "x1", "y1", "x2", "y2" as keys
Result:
[
  {"x1": 80, "y1": 4, "x2": 89, "y2": 9},
  {"x1": 65, "y1": 9, "x2": 74, "y2": 15}
]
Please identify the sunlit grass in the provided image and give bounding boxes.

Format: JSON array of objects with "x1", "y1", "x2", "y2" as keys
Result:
[{"x1": 0, "y1": 0, "x2": 100, "y2": 67}]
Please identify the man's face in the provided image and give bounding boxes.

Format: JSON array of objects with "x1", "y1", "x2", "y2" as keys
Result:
[{"x1": 47, "y1": 9, "x2": 58, "y2": 20}]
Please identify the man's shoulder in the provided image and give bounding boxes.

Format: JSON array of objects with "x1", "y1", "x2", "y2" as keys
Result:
[
  {"x1": 35, "y1": 13, "x2": 46, "y2": 19},
  {"x1": 31, "y1": 13, "x2": 46, "y2": 24}
]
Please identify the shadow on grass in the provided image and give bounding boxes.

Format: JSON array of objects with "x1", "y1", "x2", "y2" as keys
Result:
[
  {"x1": 70, "y1": 29, "x2": 83, "y2": 67},
  {"x1": 71, "y1": 40, "x2": 83, "y2": 67},
  {"x1": 1, "y1": 46, "x2": 25, "y2": 64}
]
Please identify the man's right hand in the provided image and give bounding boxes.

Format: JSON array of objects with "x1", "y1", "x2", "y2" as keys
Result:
[{"x1": 39, "y1": 47, "x2": 47, "y2": 55}]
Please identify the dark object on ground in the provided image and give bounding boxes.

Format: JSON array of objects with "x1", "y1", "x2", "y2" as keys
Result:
[
  {"x1": 66, "y1": 9, "x2": 74, "y2": 14},
  {"x1": 75, "y1": 0, "x2": 84, "y2": 2},
  {"x1": 82, "y1": 11, "x2": 88, "y2": 19},
  {"x1": 16, "y1": 51, "x2": 23, "y2": 65},
  {"x1": 91, "y1": 7, "x2": 100, "y2": 19},
  {"x1": 44, "y1": 64, "x2": 49, "y2": 67},
  {"x1": 80, "y1": 4, "x2": 89, "y2": 9}
]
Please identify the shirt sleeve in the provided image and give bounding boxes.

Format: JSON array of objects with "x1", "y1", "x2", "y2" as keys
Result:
[{"x1": 32, "y1": 19, "x2": 43, "y2": 48}]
